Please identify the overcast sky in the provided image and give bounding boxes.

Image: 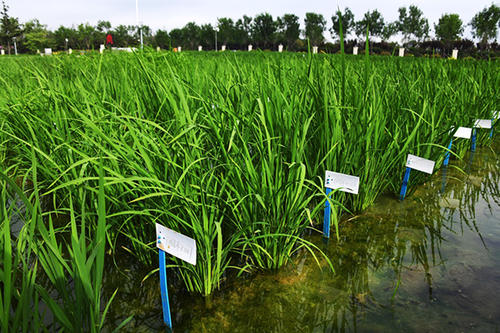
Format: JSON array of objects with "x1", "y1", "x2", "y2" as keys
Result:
[{"x1": 9, "y1": 0, "x2": 499, "y2": 40}]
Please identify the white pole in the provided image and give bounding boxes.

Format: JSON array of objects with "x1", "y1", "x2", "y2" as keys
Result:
[
  {"x1": 140, "y1": 22, "x2": 144, "y2": 49},
  {"x1": 136, "y1": 0, "x2": 143, "y2": 49},
  {"x1": 13, "y1": 37, "x2": 17, "y2": 55},
  {"x1": 215, "y1": 29, "x2": 218, "y2": 51}
]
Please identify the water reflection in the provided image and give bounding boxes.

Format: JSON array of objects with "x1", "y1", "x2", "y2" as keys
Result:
[{"x1": 107, "y1": 141, "x2": 500, "y2": 332}]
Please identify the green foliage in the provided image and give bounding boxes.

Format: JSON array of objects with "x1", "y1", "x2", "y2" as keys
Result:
[
  {"x1": 355, "y1": 10, "x2": 385, "y2": 40},
  {"x1": 252, "y1": 13, "x2": 276, "y2": 49},
  {"x1": 276, "y1": 14, "x2": 300, "y2": 50},
  {"x1": 22, "y1": 20, "x2": 50, "y2": 53},
  {"x1": 435, "y1": 14, "x2": 464, "y2": 43},
  {"x1": 330, "y1": 8, "x2": 355, "y2": 40},
  {"x1": 381, "y1": 22, "x2": 398, "y2": 41},
  {"x1": 154, "y1": 29, "x2": 170, "y2": 49},
  {"x1": 181, "y1": 22, "x2": 201, "y2": 49},
  {"x1": 0, "y1": 0, "x2": 21, "y2": 54},
  {"x1": 470, "y1": 4, "x2": 500, "y2": 43},
  {"x1": 0, "y1": 52, "x2": 498, "y2": 305},
  {"x1": 304, "y1": 12, "x2": 326, "y2": 45},
  {"x1": 0, "y1": 161, "x2": 130, "y2": 331},
  {"x1": 199, "y1": 24, "x2": 215, "y2": 49},
  {"x1": 397, "y1": 5, "x2": 430, "y2": 42},
  {"x1": 216, "y1": 17, "x2": 235, "y2": 46}
]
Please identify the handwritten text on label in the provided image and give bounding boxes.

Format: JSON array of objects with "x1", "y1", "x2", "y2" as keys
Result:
[
  {"x1": 156, "y1": 224, "x2": 197, "y2": 266},
  {"x1": 325, "y1": 171, "x2": 360, "y2": 194}
]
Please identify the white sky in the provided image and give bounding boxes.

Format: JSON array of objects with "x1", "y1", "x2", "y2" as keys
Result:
[{"x1": 9, "y1": 0, "x2": 500, "y2": 40}]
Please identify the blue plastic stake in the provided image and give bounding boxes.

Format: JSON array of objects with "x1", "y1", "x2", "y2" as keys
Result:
[
  {"x1": 399, "y1": 167, "x2": 411, "y2": 200},
  {"x1": 490, "y1": 118, "x2": 494, "y2": 138},
  {"x1": 471, "y1": 128, "x2": 476, "y2": 152},
  {"x1": 443, "y1": 138, "x2": 453, "y2": 167},
  {"x1": 323, "y1": 187, "x2": 332, "y2": 238},
  {"x1": 159, "y1": 249, "x2": 172, "y2": 329}
]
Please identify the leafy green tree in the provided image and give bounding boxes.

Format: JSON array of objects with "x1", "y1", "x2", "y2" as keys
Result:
[
  {"x1": 330, "y1": 8, "x2": 355, "y2": 40},
  {"x1": 96, "y1": 20, "x2": 111, "y2": 33},
  {"x1": 434, "y1": 14, "x2": 463, "y2": 43},
  {"x1": 112, "y1": 25, "x2": 136, "y2": 47},
  {"x1": 94, "y1": 21, "x2": 111, "y2": 47},
  {"x1": 355, "y1": 10, "x2": 385, "y2": 39},
  {"x1": 235, "y1": 16, "x2": 252, "y2": 48},
  {"x1": 304, "y1": 12, "x2": 326, "y2": 45},
  {"x1": 381, "y1": 22, "x2": 398, "y2": 41},
  {"x1": 470, "y1": 4, "x2": 500, "y2": 43},
  {"x1": 77, "y1": 23, "x2": 97, "y2": 49},
  {"x1": 0, "y1": 0, "x2": 22, "y2": 54},
  {"x1": 252, "y1": 13, "x2": 276, "y2": 49},
  {"x1": 199, "y1": 24, "x2": 215, "y2": 49},
  {"x1": 397, "y1": 5, "x2": 429, "y2": 42},
  {"x1": 22, "y1": 19, "x2": 50, "y2": 53},
  {"x1": 182, "y1": 22, "x2": 201, "y2": 49},
  {"x1": 277, "y1": 14, "x2": 300, "y2": 49},
  {"x1": 53, "y1": 25, "x2": 77, "y2": 50},
  {"x1": 169, "y1": 28, "x2": 184, "y2": 48},
  {"x1": 153, "y1": 29, "x2": 170, "y2": 49},
  {"x1": 217, "y1": 18, "x2": 236, "y2": 46}
]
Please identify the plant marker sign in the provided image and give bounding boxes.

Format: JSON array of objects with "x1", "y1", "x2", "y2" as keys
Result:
[
  {"x1": 444, "y1": 127, "x2": 472, "y2": 166},
  {"x1": 45, "y1": 48, "x2": 52, "y2": 55},
  {"x1": 323, "y1": 171, "x2": 359, "y2": 238},
  {"x1": 472, "y1": 119, "x2": 492, "y2": 151},
  {"x1": 353, "y1": 46, "x2": 358, "y2": 55},
  {"x1": 400, "y1": 154, "x2": 435, "y2": 200},
  {"x1": 474, "y1": 119, "x2": 492, "y2": 129},
  {"x1": 156, "y1": 223, "x2": 197, "y2": 329},
  {"x1": 399, "y1": 48, "x2": 405, "y2": 57}
]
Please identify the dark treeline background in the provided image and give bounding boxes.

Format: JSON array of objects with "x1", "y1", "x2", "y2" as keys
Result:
[{"x1": 1, "y1": 1, "x2": 500, "y2": 58}]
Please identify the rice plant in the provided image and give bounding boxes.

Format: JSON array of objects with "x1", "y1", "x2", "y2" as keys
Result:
[{"x1": 0, "y1": 50, "x2": 497, "y2": 314}]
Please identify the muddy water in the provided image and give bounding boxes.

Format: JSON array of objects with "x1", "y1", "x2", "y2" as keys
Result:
[{"x1": 107, "y1": 140, "x2": 499, "y2": 332}]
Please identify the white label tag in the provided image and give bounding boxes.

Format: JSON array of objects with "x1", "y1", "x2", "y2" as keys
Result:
[
  {"x1": 406, "y1": 154, "x2": 435, "y2": 174},
  {"x1": 474, "y1": 119, "x2": 492, "y2": 129},
  {"x1": 453, "y1": 127, "x2": 472, "y2": 139},
  {"x1": 44, "y1": 48, "x2": 52, "y2": 55},
  {"x1": 324, "y1": 171, "x2": 360, "y2": 194},
  {"x1": 156, "y1": 224, "x2": 196, "y2": 266}
]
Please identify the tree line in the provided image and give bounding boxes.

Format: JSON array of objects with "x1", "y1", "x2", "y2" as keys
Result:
[{"x1": 1, "y1": 0, "x2": 500, "y2": 56}]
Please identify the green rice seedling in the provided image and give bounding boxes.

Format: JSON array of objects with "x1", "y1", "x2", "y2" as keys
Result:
[
  {"x1": 33, "y1": 159, "x2": 131, "y2": 332},
  {"x1": 0, "y1": 171, "x2": 41, "y2": 333}
]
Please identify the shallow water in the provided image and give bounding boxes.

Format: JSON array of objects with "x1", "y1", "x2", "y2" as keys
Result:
[{"x1": 107, "y1": 140, "x2": 499, "y2": 332}]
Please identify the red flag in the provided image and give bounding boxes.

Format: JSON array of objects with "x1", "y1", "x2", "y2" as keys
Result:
[{"x1": 106, "y1": 34, "x2": 113, "y2": 45}]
